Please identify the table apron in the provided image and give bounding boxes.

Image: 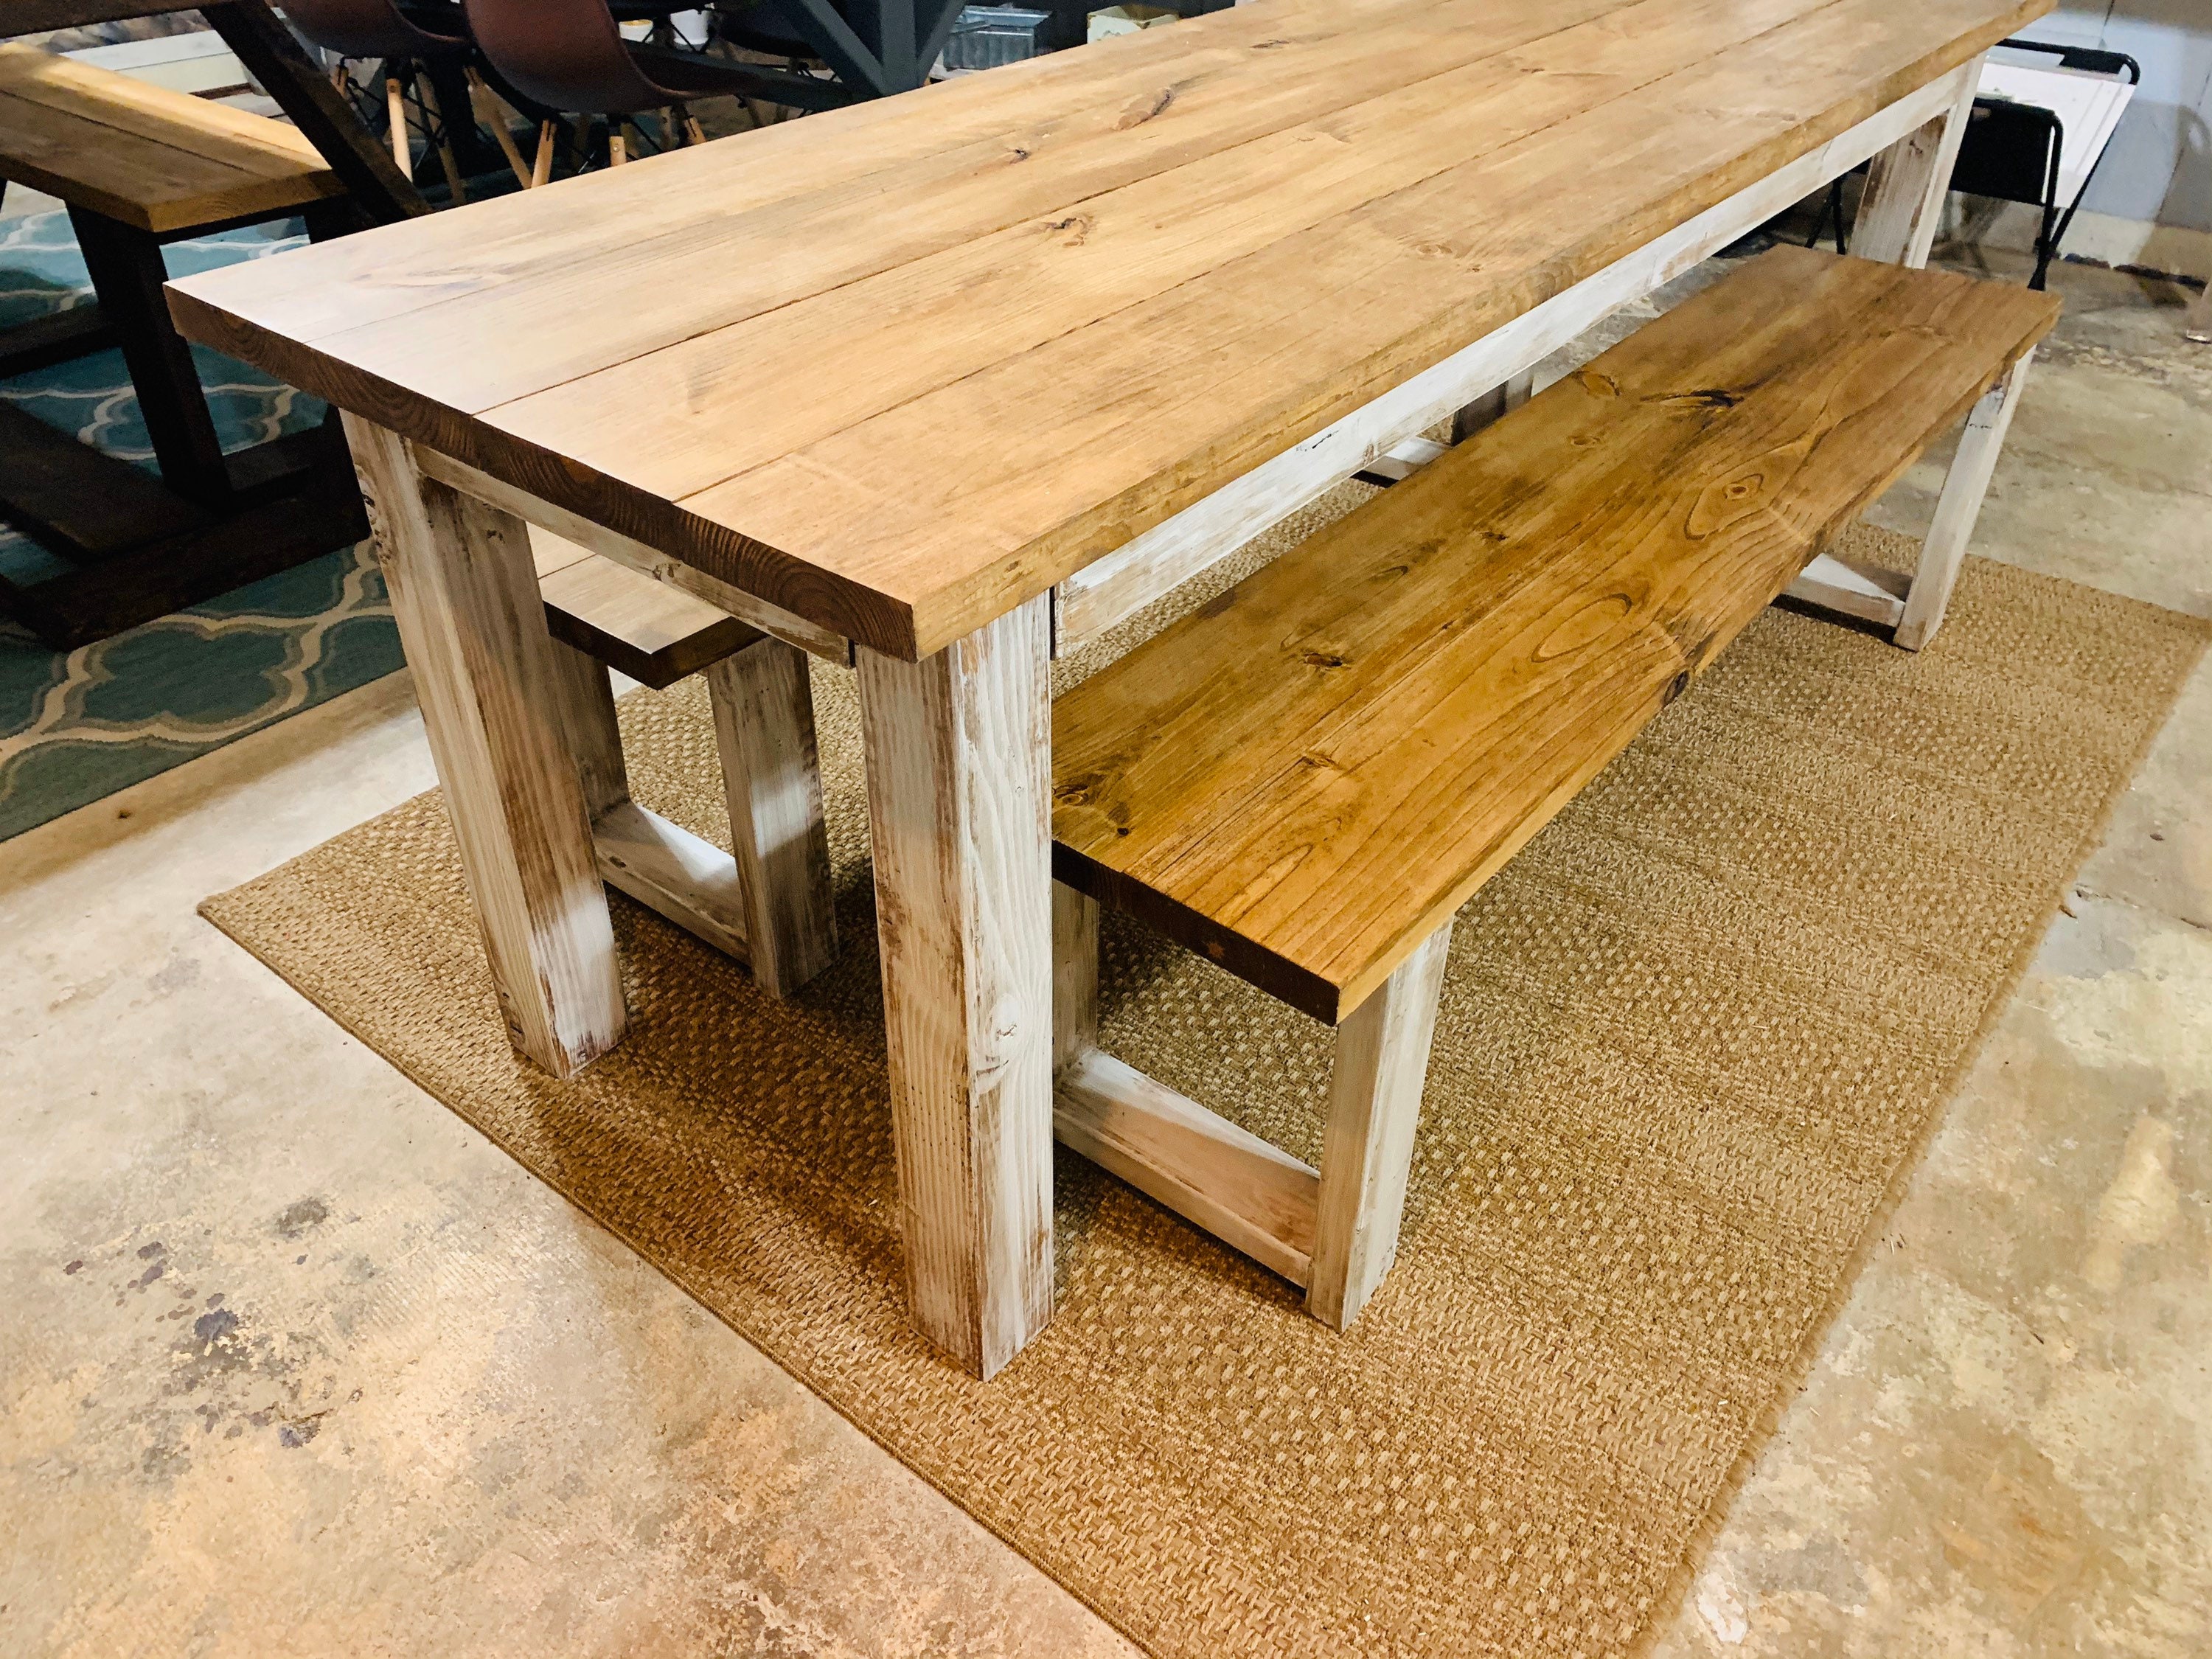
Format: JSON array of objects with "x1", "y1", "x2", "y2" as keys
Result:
[{"x1": 1050, "y1": 59, "x2": 1978, "y2": 656}]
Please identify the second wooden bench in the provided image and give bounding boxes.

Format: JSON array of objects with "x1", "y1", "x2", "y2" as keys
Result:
[{"x1": 1051, "y1": 246, "x2": 2058, "y2": 1329}]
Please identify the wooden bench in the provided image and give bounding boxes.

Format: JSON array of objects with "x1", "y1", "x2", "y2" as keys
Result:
[
  {"x1": 529, "y1": 528, "x2": 838, "y2": 998},
  {"x1": 0, "y1": 42, "x2": 364, "y2": 647},
  {"x1": 1051, "y1": 246, "x2": 2059, "y2": 1329}
]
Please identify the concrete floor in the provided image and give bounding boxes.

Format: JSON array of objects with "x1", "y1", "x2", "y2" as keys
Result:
[{"x1": 3, "y1": 247, "x2": 2208, "y2": 1658}]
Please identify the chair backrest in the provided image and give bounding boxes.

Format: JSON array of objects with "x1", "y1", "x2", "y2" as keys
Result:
[
  {"x1": 284, "y1": 0, "x2": 466, "y2": 60},
  {"x1": 463, "y1": 0, "x2": 667, "y2": 115}
]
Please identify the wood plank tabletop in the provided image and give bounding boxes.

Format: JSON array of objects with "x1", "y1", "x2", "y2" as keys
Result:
[{"x1": 167, "y1": 0, "x2": 2048, "y2": 659}]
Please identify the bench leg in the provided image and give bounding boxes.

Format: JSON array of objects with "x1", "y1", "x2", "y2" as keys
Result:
[
  {"x1": 857, "y1": 594, "x2": 1056, "y2": 1378},
  {"x1": 1895, "y1": 349, "x2": 2034, "y2": 652},
  {"x1": 1307, "y1": 922, "x2": 1453, "y2": 1331},
  {"x1": 707, "y1": 636, "x2": 838, "y2": 998},
  {"x1": 1449, "y1": 371, "x2": 1532, "y2": 445},
  {"x1": 345, "y1": 415, "x2": 626, "y2": 1079},
  {"x1": 543, "y1": 636, "x2": 632, "y2": 818},
  {"x1": 1851, "y1": 56, "x2": 1981, "y2": 268},
  {"x1": 68, "y1": 207, "x2": 231, "y2": 507},
  {"x1": 1053, "y1": 883, "x2": 1101, "y2": 1072}
]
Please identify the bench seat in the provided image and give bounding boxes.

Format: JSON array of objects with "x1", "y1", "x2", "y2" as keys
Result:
[
  {"x1": 1054, "y1": 246, "x2": 2059, "y2": 1028},
  {"x1": 1051, "y1": 246, "x2": 2057, "y2": 1328},
  {"x1": 0, "y1": 44, "x2": 341, "y2": 233}
]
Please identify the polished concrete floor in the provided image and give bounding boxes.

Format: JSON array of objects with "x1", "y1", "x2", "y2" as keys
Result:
[{"x1": 3, "y1": 248, "x2": 2208, "y2": 1658}]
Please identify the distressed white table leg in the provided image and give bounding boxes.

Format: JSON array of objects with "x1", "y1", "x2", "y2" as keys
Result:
[
  {"x1": 1895, "y1": 347, "x2": 2035, "y2": 651},
  {"x1": 706, "y1": 636, "x2": 837, "y2": 997},
  {"x1": 1307, "y1": 922, "x2": 1453, "y2": 1330},
  {"x1": 1853, "y1": 57, "x2": 1981, "y2": 268},
  {"x1": 857, "y1": 594, "x2": 1055, "y2": 1378},
  {"x1": 1449, "y1": 369, "x2": 1533, "y2": 445},
  {"x1": 344, "y1": 415, "x2": 625, "y2": 1079},
  {"x1": 1053, "y1": 883, "x2": 1099, "y2": 1072}
]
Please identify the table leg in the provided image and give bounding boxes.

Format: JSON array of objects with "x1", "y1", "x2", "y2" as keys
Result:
[
  {"x1": 344, "y1": 415, "x2": 626, "y2": 1079},
  {"x1": 1852, "y1": 56, "x2": 1981, "y2": 268},
  {"x1": 855, "y1": 594, "x2": 1055, "y2": 1379}
]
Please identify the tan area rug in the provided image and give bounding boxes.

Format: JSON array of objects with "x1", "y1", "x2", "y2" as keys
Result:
[{"x1": 202, "y1": 509, "x2": 2205, "y2": 1659}]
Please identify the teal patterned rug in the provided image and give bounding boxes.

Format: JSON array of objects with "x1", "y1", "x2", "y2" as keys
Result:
[{"x1": 0, "y1": 209, "x2": 403, "y2": 844}]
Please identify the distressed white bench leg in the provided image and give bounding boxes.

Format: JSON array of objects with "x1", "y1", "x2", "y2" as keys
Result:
[
  {"x1": 540, "y1": 636, "x2": 756, "y2": 964},
  {"x1": 543, "y1": 636, "x2": 630, "y2": 818},
  {"x1": 858, "y1": 594, "x2": 1056, "y2": 1378},
  {"x1": 1053, "y1": 883, "x2": 1099, "y2": 1071},
  {"x1": 1852, "y1": 54, "x2": 1982, "y2": 268},
  {"x1": 1784, "y1": 347, "x2": 2035, "y2": 648},
  {"x1": 707, "y1": 636, "x2": 837, "y2": 996},
  {"x1": 1894, "y1": 349, "x2": 2034, "y2": 651},
  {"x1": 1450, "y1": 370, "x2": 1533, "y2": 445},
  {"x1": 345, "y1": 414, "x2": 625, "y2": 1080},
  {"x1": 1307, "y1": 922, "x2": 1453, "y2": 1331}
]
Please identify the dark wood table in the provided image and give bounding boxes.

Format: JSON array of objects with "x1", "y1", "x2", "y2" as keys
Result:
[{"x1": 0, "y1": 0, "x2": 421, "y2": 644}]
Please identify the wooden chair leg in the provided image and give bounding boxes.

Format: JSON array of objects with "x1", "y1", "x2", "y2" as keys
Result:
[
  {"x1": 608, "y1": 126, "x2": 628, "y2": 166},
  {"x1": 1894, "y1": 347, "x2": 2034, "y2": 651},
  {"x1": 343, "y1": 414, "x2": 626, "y2": 1079},
  {"x1": 384, "y1": 74, "x2": 410, "y2": 175},
  {"x1": 706, "y1": 634, "x2": 837, "y2": 998},
  {"x1": 414, "y1": 72, "x2": 467, "y2": 204},
  {"x1": 466, "y1": 68, "x2": 533, "y2": 191},
  {"x1": 1053, "y1": 883, "x2": 1099, "y2": 1071},
  {"x1": 2186, "y1": 282, "x2": 2212, "y2": 344},
  {"x1": 531, "y1": 120, "x2": 556, "y2": 188},
  {"x1": 1307, "y1": 921, "x2": 1453, "y2": 1330}
]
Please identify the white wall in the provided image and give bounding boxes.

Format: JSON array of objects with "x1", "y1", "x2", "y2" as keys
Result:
[{"x1": 2017, "y1": 1, "x2": 2212, "y2": 231}]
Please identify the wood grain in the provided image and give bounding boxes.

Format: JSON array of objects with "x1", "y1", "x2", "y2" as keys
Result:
[
  {"x1": 0, "y1": 42, "x2": 339, "y2": 233},
  {"x1": 344, "y1": 414, "x2": 625, "y2": 1077},
  {"x1": 171, "y1": 0, "x2": 2050, "y2": 661},
  {"x1": 856, "y1": 595, "x2": 1055, "y2": 1377},
  {"x1": 1053, "y1": 248, "x2": 2059, "y2": 1023},
  {"x1": 1050, "y1": 58, "x2": 1973, "y2": 652}
]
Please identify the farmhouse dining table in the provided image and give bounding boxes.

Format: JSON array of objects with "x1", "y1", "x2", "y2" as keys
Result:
[{"x1": 169, "y1": 0, "x2": 2048, "y2": 1379}]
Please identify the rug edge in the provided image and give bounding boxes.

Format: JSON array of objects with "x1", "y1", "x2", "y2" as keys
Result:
[{"x1": 1627, "y1": 616, "x2": 2212, "y2": 1659}]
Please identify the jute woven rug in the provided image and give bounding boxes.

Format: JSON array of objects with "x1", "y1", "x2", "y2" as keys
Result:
[{"x1": 202, "y1": 509, "x2": 2205, "y2": 1659}]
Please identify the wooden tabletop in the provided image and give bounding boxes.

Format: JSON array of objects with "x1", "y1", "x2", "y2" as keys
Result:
[{"x1": 167, "y1": 0, "x2": 2045, "y2": 661}]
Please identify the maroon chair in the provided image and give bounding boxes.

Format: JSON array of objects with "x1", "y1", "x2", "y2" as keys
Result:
[
  {"x1": 465, "y1": 0, "x2": 849, "y2": 158},
  {"x1": 281, "y1": 0, "x2": 504, "y2": 192},
  {"x1": 282, "y1": 0, "x2": 469, "y2": 61}
]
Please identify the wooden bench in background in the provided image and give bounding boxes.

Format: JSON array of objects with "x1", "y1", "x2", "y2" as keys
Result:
[
  {"x1": 531, "y1": 528, "x2": 839, "y2": 999},
  {"x1": 0, "y1": 41, "x2": 365, "y2": 646},
  {"x1": 1051, "y1": 246, "x2": 2059, "y2": 1329}
]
